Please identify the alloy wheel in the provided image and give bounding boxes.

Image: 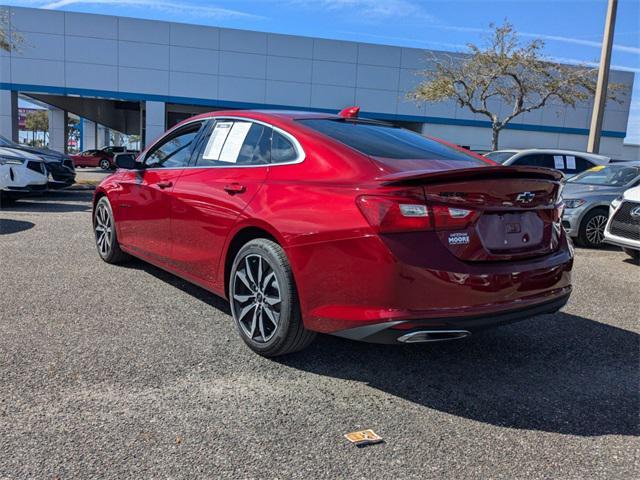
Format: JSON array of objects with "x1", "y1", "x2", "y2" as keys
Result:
[
  {"x1": 585, "y1": 214, "x2": 607, "y2": 245},
  {"x1": 231, "y1": 254, "x2": 282, "y2": 343},
  {"x1": 94, "y1": 203, "x2": 113, "y2": 257},
  {"x1": 100, "y1": 159, "x2": 111, "y2": 170}
]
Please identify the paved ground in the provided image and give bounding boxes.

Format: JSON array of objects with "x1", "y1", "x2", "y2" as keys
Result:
[
  {"x1": 73, "y1": 167, "x2": 111, "y2": 184},
  {"x1": 1, "y1": 190, "x2": 638, "y2": 479}
]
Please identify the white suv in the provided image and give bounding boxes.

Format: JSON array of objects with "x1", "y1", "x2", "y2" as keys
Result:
[{"x1": 604, "y1": 185, "x2": 640, "y2": 264}]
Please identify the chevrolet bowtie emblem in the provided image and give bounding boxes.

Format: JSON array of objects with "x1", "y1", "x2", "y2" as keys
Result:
[{"x1": 516, "y1": 192, "x2": 536, "y2": 203}]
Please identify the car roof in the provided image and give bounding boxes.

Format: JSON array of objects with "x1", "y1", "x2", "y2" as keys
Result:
[
  {"x1": 496, "y1": 148, "x2": 611, "y2": 162},
  {"x1": 605, "y1": 160, "x2": 640, "y2": 167},
  {"x1": 186, "y1": 109, "x2": 340, "y2": 124}
]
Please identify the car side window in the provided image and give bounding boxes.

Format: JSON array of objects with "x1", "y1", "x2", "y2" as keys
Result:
[
  {"x1": 574, "y1": 157, "x2": 594, "y2": 172},
  {"x1": 513, "y1": 154, "x2": 549, "y2": 168},
  {"x1": 197, "y1": 121, "x2": 272, "y2": 167},
  {"x1": 144, "y1": 122, "x2": 203, "y2": 169},
  {"x1": 271, "y1": 131, "x2": 297, "y2": 164}
]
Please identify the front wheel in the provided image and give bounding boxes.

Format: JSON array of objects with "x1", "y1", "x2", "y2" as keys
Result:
[
  {"x1": 94, "y1": 196, "x2": 129, "y2": 264},
  {"x1": 623, "y1": 247, "x2": 640, "y2": 265},
  {"x1": 230, "y1": 239, "x2": 315, "y2": 357},
  {"x1": 577, "y1": 209, "x2": 608, "y2": 248},
  {"x1": 99, "y1": 158, "x2": 111, "y2": 170}
]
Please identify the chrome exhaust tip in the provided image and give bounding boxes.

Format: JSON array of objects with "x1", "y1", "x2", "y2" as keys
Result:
[{"x1": 397, "y1": 330, "x2": 471, "y2": 343}]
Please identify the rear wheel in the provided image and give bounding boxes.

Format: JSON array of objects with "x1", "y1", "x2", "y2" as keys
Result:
[
  {"x1": 623, "y1": 247, "x2": 640, "y2": 264},
  {"x1": 94, "y1": 196, "x2": 129, "y2": 264},
  {"x1": 577, "y1": 208, "x2": 608, "y2": 248},
  {"x1": 230, "y1": 239, "x2": 315, "y2": 357},
  {"x1": 99, "y1": 158, "x2": 111, "y2": 170}
]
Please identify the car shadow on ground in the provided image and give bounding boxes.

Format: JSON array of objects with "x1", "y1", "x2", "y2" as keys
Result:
[
  {"x1": 276, "y1": 313, "x2": 639, "y2": 438},
  {"x1": 0, "y1": 218, "x2": 35, "y2": 235},
  {"x1": 0, "y1": 191, "x2": 93, "y2": 213},
  {"x1": 120, "y1": 259, "x2": 231, "y2": 314},
  {"x1": 117, "y1": 257, "x2": 638, "y2": 438}
]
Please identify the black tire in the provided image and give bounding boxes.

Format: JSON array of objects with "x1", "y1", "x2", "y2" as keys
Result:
[
  {"x1": 576, "y1": 208, "x2": 609, "y2": 248},
  {"x1": 93, "y1": 196, "x2": 130, "y2": 264},
  {"x1": 0, "y1": 191, "x2": 17, "y2": 207},
  {"x1": 623, "y1": 247, "x2": 640, "y2": 265},
  {"x1": 99, "y1": 158, "x2": 111, "y2": 170},
  {"x1": 229, "y1": 238, "x2": 315, "y2": 357}
]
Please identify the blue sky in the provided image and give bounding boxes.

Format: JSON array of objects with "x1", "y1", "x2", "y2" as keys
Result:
[{"x1": 7, "y1": 0, "x2": 640, "y2": 143}]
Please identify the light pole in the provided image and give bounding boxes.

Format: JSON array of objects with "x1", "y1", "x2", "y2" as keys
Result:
[{"x1": 587, "y1": 0, "x2": 618, "y2": 153}]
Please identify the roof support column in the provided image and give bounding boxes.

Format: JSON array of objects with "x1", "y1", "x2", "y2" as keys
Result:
[
  {"x1": 48, "y1": 107, "x2": 68, "y2": 153},
  {"x1": 144, "y1": 101, "x2": 166, "y2": 148},
  {"x1": 82, "y1": 118, "x2": 96, "y2": 150},
  {"x1": 0, "y1": 90, "x2": 19, "y2": 142}
]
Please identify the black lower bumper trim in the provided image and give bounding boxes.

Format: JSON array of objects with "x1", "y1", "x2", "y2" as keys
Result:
[
  {"x1": 332, "y1": 293, "x2": 571, "y2": 344},
  {"x1": 5, "y1": 184, "x2": 48, "y2": 192}
]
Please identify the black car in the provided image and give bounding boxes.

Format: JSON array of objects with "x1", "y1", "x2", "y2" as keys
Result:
[{"x1": 0, "y1": 135, "x2": 75, "y2": 189}]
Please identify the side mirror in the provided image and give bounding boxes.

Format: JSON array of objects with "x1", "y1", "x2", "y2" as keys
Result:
[{"x1": 114, "y1": 153, "x2": 139, "y2": 169}]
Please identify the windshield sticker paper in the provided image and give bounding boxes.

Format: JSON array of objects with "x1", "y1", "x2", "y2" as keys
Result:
[
  {"x1": 219, "y1": 122, "x2": 252, "y2": 163},
  {"x1": 203, "y1": 122, "x2": 232, "y2": 160},
  {"x1": 553, "y1": 155, "x2": 564, "y2": 169},
  {"x1": 566, "y1": 155, "x2": 576, "y2": 169}
]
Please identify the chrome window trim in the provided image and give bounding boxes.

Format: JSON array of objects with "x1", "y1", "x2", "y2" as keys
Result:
[{"x1": 139, "y1": 115, "x2": 305, "y2": 172}]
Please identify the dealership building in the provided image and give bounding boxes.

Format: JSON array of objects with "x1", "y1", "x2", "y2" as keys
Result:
[{"x1": 0, "y1": 5, "x2": 636, "y2": 158}]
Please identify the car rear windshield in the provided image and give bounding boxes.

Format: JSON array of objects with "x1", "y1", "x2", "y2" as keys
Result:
[
  {"x1": 568, "y1": 164, "x2": 640, "y2": 186},
  {"x1": 484, "y1": 151, "x2": 517, "y2": 163},
  {"x1": 298, "y1": 119, "x2": 485, "y2": 163}
]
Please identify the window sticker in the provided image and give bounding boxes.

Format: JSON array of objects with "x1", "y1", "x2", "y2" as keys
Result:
[
  {"x1": 553, "y1": 155, "x2": 564, "y2": 169},
  {"x1": 566, "y1": 155, "x2": 576, "y2": 170},
  {"x1": 219, "y1": 122, "x2": 252, "y2": 163},
  {"x1": 203, "y1": 122, "x2": 233, "y2": 161},
  {"x1": 589, "y1": 165, "x2": 606, "y2": 172}
]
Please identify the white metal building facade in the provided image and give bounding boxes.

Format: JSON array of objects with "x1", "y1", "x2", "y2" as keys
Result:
[{"x1": 0, "y1": 5, "x2": 635, "y2": 157}]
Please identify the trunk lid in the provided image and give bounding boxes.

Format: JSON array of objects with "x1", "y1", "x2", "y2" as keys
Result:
[{"x1": 380, "y1": 166, "x2": 564, "y2": 261}]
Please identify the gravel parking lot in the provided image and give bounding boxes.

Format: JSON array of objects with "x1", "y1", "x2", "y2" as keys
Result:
[{"x1": 1, "y1": 190, "x2": 638, "y2": 479}]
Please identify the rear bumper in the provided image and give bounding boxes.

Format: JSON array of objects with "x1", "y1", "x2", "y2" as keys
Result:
[
  {"x1": 332, "y1": 291, "x2": 571, "y2": 343},
  {"x1": 288, "y1": 230, "x2": 573, "y2": 335}
]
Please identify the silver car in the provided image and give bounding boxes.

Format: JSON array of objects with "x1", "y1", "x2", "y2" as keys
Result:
[{"x1": 562, "y1": 162, "x2": 640, "y2": 247}]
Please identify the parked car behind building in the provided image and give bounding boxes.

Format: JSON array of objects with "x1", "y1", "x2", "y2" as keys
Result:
[{"x1": 71, "y1": 146, "x2": 130, "y2": 170}]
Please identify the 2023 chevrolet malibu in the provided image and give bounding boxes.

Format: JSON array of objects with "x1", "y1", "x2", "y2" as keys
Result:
[{"x1": 93, "y1": 108, "x2": 573, "y2": 356}]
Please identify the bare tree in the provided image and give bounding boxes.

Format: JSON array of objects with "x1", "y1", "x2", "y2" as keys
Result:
[
  {"x1": 410, "y1": 22, "x2": 626, "y2": 150},
  {"x1": 0, "y1": 9, "x2": 21, "y2": 53}
]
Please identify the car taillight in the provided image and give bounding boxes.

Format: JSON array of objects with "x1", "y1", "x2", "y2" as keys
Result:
[
  {"x1": 356, "y1": 195, "x2": 482, "y2": 233},
  {"x1": 553, "y1": 203, "x2": 564, "y2": 222},
  {"x1": 356, "y1": 195, "x2": 432, "y2": 233},
  {"x1": 431, "y1": 205, "x2": 478, "y2": 230}
]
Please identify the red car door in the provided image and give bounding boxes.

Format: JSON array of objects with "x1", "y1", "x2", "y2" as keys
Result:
[
  {"x1": 115, "y1": 121, "x2": 205, "y2": 264},
  {"x1": 170, "y1": 119, "x2": 271, "y2": 287}
]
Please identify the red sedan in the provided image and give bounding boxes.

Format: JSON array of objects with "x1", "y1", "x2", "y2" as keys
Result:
[
  {"x1": 71, "y1": 146, "x2": 127, "y2": 170},
  {"x1": 93, "y1": 108, "x2": 573, "y2": 356}
]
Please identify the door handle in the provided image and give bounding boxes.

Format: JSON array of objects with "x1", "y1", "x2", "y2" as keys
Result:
[
  {"x1": 156, "y1": 181, "x2": 173, "y2": 189},
  {"x1": 224, "y1": 183, "x2": 246, "y2": 194}
]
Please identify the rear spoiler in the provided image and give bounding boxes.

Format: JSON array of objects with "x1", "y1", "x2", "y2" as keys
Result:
[{"x1": 378, "y1": 165, "x2": 564, "y2": 186}]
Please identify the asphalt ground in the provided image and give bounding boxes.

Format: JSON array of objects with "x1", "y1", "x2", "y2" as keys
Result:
[{"x1": 1, "y1": 190, "x2": 638, "y2": 479}]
